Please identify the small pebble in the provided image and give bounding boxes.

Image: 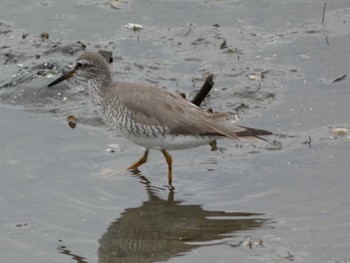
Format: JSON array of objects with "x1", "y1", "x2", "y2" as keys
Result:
[
  {"x1": 40, "y1": 32, "x2": 49, "y2": 40},
  {"x1": 67, "y1": 115, "x2": 77, "y2": 129}
]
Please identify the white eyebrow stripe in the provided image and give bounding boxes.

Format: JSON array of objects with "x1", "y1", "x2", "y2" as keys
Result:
[{"x1": 77, "y1": 59, "x2": 92, "y2": 65}]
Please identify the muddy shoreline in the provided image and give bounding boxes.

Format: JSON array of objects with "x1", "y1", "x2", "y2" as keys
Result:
[{"x1": 1, "y1": 1, "x2": 350, "y2": 262}]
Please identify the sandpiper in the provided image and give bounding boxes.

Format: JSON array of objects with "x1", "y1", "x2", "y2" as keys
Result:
[{"x1": 48, "y1": 51, "x2": 272, "y2": 186}]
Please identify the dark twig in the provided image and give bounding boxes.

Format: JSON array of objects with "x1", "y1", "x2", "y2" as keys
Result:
[
  {"x1": 191, "y1": 75, "x2": 217, "y2": 150},
  {"x1": 322, "y1": 3, "x2": 328, "y2": 45},
  {"x1": 191, "y1": 75, "x2": 214, "y2": 106},
  {"x1": 307, "y1": 136, "x2": 312, "y2": 148},
  {"x1": 322, "y1": 2, "x2": 327, "y2": 26},
  {"x1": 302, "y1": 136, "x2": 312, "y2": 148}
]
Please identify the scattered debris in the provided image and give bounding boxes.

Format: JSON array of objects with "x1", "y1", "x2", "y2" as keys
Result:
[
  {"x1": 105, "y1": 144, "x2": 121, "y2": 153},
  {"x1": 223, "y1": 47, "x2": 240, "y2": 54},
  {"x1": 285, "y1": 251, "x2": 295, "y2": 261},
  {"x1": 322, "y1": 2, "x2": 327, "y2": 25},
  {"x1": 330, "y1": 127, "x2": 349, "y2": 136},
  {"x1": 67, "y1": 115, "x2": 77, "y2": 129},
  {"x1": 301, "y1": 136, "x2": 312, "y2": 147},
  {"x1": 125, "y1": 23, "x2": 144, "y2": 31},
  {"x1": 248, "y1": 70, "x2": 270, "y2": 80},
  {"x1": 191, "y1": 37, "x2": 211, "y2": 45},
  {"x1": 219, "y1": 40, "x2": 228, "y2": 49},
  {"x1": 230, "y1": 237, "x2": 264, "y2": 249},
  {"x1": 248, "y1": 73, "x2": 263, "y2": 80},
  {"x1": 6, "y1": 222, "x2": 30, "y2": 229},
  {"x1": 209, "y1": 140, "x2": 218, "y2": 151},
  {"x1": 265, "y1": 140, "x2": 282, "y2": 151},
  {"x1": 40, "y1": 32, "x2": 49, "y2": 40},
  {"x1": 110, "y1": 0, "x2": 127, "y2": 9},
  {"x1": 332, "y1": 74, "x2": 347, "y2": 83}
]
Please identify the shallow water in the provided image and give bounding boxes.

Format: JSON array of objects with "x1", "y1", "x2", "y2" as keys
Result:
[{"x1": 1, "y1": 0, "x2": 350, "y2": 262}]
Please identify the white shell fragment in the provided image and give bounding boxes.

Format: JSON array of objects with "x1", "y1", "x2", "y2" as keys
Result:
[
  {"x1": 248, "y1": 73, "x2": 262, "y2": 80},
  {"x1": 110, "y1": 0, "x2": 125, "y2": 9},
  {"x1": 125, "y1": 23, "x2": 144, "y2": 31},
  {"x1": 331, "y1": 128, "x2": 349, "y2": 136}
]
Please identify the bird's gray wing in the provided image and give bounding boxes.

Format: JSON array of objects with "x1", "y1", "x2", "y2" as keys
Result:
[{"x1": 111, "y1": 82, "x2": 246, "y2": 139}]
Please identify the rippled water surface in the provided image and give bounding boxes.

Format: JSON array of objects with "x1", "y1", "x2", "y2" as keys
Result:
[{"x1": 1, "y1": 0, "x2": 350, "y2": 262}]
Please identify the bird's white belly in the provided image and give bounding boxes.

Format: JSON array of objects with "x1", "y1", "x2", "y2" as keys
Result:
[{"x1": 126, "y1": 134, "x2": 217, "y2": 150}]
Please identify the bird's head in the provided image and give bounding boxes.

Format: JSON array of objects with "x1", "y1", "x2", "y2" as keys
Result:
[{"x1": 48, "y1": 51, "x2": 111, "y2": 88}]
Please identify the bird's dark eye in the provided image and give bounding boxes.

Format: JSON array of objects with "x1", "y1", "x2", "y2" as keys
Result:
[{"x1": 76, "y1": 62, "x2": 83, "y2": 68}]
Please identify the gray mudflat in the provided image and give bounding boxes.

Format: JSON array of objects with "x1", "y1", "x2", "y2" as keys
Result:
[{"x1": 1, "y1": 1, "x2": 350, "y2": 262}]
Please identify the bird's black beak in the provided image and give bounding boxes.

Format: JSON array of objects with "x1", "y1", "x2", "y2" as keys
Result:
[{"x1": 48, "y1": 69, "x2": 76, "y2": 87}]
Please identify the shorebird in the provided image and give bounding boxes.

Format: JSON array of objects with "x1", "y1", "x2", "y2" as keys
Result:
[{"x1": 48, "y1": 51, "x2": 272, "y2": 186}]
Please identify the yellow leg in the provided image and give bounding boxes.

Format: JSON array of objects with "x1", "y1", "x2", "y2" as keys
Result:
[
  {"x1": 161, "y1": 149, "x2": 173, "y2": 186},
  {"x1": 127, "y1": 149, "x2": 149, "y2": 170}
]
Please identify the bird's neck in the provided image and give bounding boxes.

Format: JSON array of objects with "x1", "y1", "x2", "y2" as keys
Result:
[{"x1": 87, "y1": 77, "x2": 111, "y2": 105}]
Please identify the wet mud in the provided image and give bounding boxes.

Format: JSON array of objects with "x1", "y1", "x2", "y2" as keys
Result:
[{"x1": 1, "y1": 0, "x2": 350, "y2": 262}]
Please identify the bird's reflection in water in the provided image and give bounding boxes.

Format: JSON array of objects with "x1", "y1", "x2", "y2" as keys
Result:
[{"x1": 98, "y1": 171, "x2": 271, "y2": 263}]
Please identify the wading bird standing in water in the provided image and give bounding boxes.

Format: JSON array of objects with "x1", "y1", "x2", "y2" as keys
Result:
[{"x1": 48, "y1": 51, "x2": 272, "y2": 187}]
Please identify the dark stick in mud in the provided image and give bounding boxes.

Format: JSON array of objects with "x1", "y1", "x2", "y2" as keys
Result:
[
  {"x1": 191, "y1": 75, "x2": 214, "y2": 106},
  {"x1": 322, "y1": 2, "x2": 327, "y2": 25}
]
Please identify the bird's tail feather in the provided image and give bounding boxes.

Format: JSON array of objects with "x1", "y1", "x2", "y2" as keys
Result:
[{"x1": 201, "y1": 122, "x2": 272, "y2": 141}]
